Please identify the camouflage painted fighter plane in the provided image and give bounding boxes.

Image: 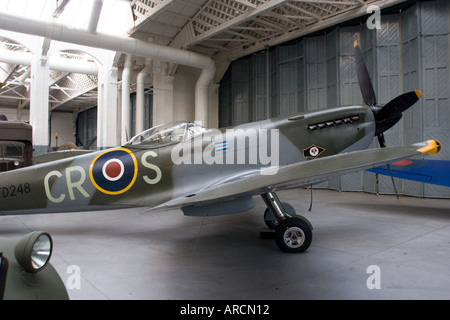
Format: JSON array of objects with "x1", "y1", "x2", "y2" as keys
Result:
[{"x1": 0, "y1": 43, "x2": 442, "y2": 253}]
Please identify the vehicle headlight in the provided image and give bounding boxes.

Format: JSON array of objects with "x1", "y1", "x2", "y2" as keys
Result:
[{"x1": 14, "y1": 231, "x2": 53, "y2": 273}]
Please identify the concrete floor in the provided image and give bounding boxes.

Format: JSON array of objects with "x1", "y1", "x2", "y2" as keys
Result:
[{"x1": 1, "y1": 189, "x2": 449, "y2": 300}]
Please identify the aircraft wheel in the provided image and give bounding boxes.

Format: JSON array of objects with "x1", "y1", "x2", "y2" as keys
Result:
[
  {"x1": 275, "y1": 216, "x2": 312, "y2": 253},
  {"x1": 264, "y1": 202, "x2": 295, "y2": 230}
]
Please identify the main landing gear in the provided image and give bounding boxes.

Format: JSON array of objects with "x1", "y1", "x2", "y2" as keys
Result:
[{"x1": 261, "y1": 192, "x2": 313, "y2": 253}]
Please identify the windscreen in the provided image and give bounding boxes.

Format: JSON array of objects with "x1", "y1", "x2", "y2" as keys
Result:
[{"x1": 126, "y1": 122, "x2": 206, "y2": 148}]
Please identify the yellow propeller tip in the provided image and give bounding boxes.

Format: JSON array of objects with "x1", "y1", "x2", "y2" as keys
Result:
[
  {"x1": 415, "y1": 90, "x2": 422, "y2": 99},
  {"x1": 354, "y1": 40, "x2": 359, "y2": 48}
]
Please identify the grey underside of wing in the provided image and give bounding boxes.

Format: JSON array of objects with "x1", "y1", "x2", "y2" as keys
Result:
[{"x1": 156, "y1": 142, "x2": 428, "y2": 210}]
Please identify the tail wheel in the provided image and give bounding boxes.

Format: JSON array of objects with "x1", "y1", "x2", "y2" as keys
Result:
[{"x1": 275, "y1": 216, "x2": 312, "y2": 253}]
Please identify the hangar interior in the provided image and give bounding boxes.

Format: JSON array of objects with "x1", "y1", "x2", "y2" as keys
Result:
[
  {"x1": 0, "y1": 0, "x2": 450, "y2": 300},
  {"x1": 0, "y1": 0, "x2": 449, "y2": 197}
]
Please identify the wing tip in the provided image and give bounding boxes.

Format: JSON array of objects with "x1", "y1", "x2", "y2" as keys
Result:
[{"x1": 417, "y1": 140, "x2": 441, "y2": 155}]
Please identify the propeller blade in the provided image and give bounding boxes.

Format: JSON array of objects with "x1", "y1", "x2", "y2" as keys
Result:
[
  {"x1": 378, "y1": 91, "x2": 422, "y2": 120},
  {"x1": 377, "y1": 133, "x2": 387, "y2": 148},
  {"x1": 375, "y1": 113, "x2": 403, "y2": 136},
  {"x1": 354, "y1": 41, "x2": 376, "y2": 107}
]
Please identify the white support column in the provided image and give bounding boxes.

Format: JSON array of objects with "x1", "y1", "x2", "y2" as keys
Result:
[
  {"x1": 97, "y1": 60, "x2": 118, "y2": 149},
  {"x1": 195, "y1": 70, "x2": 210, "y2": 127},
  {"x1": 30, "y1": 50, "x2": 50, "y2": 156},
  {"x1": 121, "y1": 55, "x2": 132, "y2": 144},
  {"x1": 152, "y1": 60, "x2": 174, "y2": 125},
  {"x1": 88, "y1": 0, "x2": 104, "y2": 33},
  {"x1": 136, "y1": 58, "x2": 151, "y2": 134}
]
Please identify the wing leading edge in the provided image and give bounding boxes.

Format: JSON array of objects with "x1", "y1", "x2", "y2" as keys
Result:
[{"x1": 156, "y1": 140, "x2": 441, "y2": 213}]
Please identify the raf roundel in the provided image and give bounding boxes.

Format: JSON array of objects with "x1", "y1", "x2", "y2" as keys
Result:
[
  {"x1": 103, "y1": 159, "x2": 125, "y2": 181},
  {"x1": 89, "y1": 148, "x2": 138, "y2": 195}
]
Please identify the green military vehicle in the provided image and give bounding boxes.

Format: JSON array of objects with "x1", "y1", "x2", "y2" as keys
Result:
[
  {"x1": 0, "y1": 115, "x2": 33, "y2": 172},
  {"x1": 0, "y1": 231, "x2": 69, "y2": 300}
]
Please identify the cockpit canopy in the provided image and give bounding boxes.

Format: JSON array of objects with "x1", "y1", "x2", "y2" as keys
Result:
[{"x1": 126, "y1": 121, "x2": 206, "y2": 148}]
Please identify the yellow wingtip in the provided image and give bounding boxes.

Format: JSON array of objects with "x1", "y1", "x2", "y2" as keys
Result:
[
  {"x1": 415, "y1": 90, "x2": 423, "y2": 99},
  {"x1": 417, "y1": 140, "x2": 441, "y2": 155}
]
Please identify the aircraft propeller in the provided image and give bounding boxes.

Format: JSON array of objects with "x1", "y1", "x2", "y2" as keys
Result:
[
  {"x1": 353, "y1": 41, "x2": 422, "y2": 197},
  {"x1": 353, "y1": 41, "x2": 422, "y2": 148}
]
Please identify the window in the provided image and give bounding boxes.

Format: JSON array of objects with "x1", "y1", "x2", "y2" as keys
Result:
[{"x1": 4, "y1": 145, "x2": 23, "y2": 158}]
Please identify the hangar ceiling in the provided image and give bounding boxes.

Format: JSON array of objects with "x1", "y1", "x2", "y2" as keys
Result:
[{"x1": 0, "y1": 0, "x2": 406, "y2": 115}]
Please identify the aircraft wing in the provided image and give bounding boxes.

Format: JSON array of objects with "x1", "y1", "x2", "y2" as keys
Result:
[
  {"x1": 156, "y1": 140, "x2": 441, "y2": 214},
  {"x1": 368, "y1": 159, "x2": 450, "y2": 188}
]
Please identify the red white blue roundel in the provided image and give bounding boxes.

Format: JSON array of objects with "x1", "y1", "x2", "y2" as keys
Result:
[{"x1": 89, "y1": 148, "x2": 138, "y2": 195}]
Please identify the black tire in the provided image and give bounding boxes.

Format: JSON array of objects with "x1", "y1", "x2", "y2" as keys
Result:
[{"x1": 275, "y1": 216, "x2": 312, "y2": 253}]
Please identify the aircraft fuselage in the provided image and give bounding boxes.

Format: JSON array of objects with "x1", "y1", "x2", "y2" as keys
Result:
[{"x1": 0, "y1": 105, "x2": 375, "y2": 215}]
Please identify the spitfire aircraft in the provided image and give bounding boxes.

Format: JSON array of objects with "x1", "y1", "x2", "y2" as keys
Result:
[{"x1": 0, "y1": 42, "x2": 442, "y2": 253}]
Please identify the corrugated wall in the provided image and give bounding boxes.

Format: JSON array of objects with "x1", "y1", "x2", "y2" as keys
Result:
[{"x1": 219, "y1": 0, "x2": 450, "y2": 198}]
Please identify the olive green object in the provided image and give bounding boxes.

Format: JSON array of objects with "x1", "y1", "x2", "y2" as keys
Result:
[{"x1": 0, "y1": 231, "x2": 69, "y2": 300}]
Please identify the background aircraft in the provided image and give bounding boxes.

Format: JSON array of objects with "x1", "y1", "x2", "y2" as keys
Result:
[
  {"x1": 368, "y1": 159, "x2": 450, "y2": 188},
  {"x1": 0, "y1": 43, "x2": 442, "y2": 253}
]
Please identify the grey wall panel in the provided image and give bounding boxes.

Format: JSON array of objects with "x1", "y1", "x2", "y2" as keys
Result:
[
  {"x1": 420, "y1": 0, "x2": 449, "y2": 197},
  {"x1": 218, "y1": 0, "x2": 450, "y2": 198},
  {"x1": 253, "y1": 53, "x2": 268, "y2": 122},
  {"x1": 232, "y1": 59, "x2": 251, "y2": 124},
  {"x1": 270, "y1": 49, "x2": 279, "y2": 117},
  {"x1": 76, "y1": 107, "x2": 97, "y2": 150},
  {"x1": 297, "y1": 40, "x2": 306, "y2": 112},
  {"x1": 306, "y1": 36, "x2": 327, "y2": 111},
  {"x1": 278, "y1": 45, "x2": 298, "y2": 115},
  {"x1": 218, "y1": 69, "x2": 232, "y2": 128},
  {"x1": 401, "y1": 3, "x2": 423, "y2": 197},
  {"x1": 326, "y1": 30, "x2": 338, "y2": 108}
]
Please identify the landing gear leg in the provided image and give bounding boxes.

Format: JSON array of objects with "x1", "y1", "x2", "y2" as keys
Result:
[{"x1": 261, "y1": 192, "x2": 313, "y2": 253}]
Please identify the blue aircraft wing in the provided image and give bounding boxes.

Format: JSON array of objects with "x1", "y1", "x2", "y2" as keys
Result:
[{"x1": 368, "y1": 159, "x2": 450, "y2": 188}]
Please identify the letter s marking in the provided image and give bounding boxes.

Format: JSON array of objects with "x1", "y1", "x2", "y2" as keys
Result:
[{"x1": 142, "y1": 151, "x2": 162, "y2": 185}]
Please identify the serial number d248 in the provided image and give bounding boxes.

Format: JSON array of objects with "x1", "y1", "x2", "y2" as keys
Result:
[{"x1": 1, "y1": 183, "x2": 31, "y2": 199}]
